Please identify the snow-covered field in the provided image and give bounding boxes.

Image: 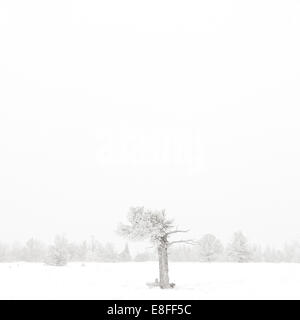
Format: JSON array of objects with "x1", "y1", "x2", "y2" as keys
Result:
[{"x1": 0, "y1": 262, "x2": 299, "y2": 300}]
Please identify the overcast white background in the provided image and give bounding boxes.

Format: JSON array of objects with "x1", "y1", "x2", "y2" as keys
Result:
[{"x1": 0, "y1": 0, "x2": 300, "y2": 248}]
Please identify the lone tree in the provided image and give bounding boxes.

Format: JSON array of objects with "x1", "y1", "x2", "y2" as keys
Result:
[{"x1": 118, "y1": 207, "x2": 192, "y2": 289}]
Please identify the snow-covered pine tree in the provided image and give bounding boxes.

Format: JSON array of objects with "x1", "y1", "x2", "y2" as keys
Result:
[
  {"x1": 119, "y1": 243, "x2": 132, "y2": 262},
  {"x1": 118, "y1": 207, "x2": 192, "y2": 289},
  {"x1": 45, "y1": 235, "x2": 69, "y2": 266},
  {"x1": 227, "y1": 231, "x2": 251, "y2": 263},
  {"x1": 197, "y1": 234, "x2": 223, "y2": 262}
]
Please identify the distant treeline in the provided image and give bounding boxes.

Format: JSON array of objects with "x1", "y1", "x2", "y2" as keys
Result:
[
  {"x1": 0, "y1": 232, "x2": 300, "y2": 265},
  {"x1": 0, "y1": 236, "x2": 132, "y2": 266}
]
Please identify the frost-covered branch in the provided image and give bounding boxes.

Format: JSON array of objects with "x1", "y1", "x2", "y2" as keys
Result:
[
  {"x1": 166, "y1": 229, "x2": 190, "y2": 236},
  {"x1": 168, "y1": 239, "x2": 196, "y2": 247}
]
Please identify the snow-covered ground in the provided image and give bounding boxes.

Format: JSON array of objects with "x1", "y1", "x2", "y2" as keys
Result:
[{"x1": 0, "y1": 262, "x2": 299, "y2": 300}]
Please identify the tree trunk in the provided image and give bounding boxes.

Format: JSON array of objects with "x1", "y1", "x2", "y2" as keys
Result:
[{"x1": 158, "y1": 244, "x2": 171, "y2": 289}]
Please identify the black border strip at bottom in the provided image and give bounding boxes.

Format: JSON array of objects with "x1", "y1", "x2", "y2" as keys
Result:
[{"x1": 0, "y1": 299, "x2": 282, "y2": 318}]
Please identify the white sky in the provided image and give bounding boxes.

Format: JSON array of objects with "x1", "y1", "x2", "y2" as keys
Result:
[{"x1": 0, "y1": 0, "x2": 300, "y2": 248}]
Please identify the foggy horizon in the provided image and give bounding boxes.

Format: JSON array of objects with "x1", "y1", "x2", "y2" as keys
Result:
[{"x1": 1, "y1": 0, "x2": 300, "y2": 249}]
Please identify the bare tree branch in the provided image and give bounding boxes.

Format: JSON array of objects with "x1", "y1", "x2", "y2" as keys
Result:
[
  {"x1": 166, "y1": 229, "x2": 190, "y2": 236},
  {"x1": 168, "y1": 239, "x2": 196, "y2": 247}
]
